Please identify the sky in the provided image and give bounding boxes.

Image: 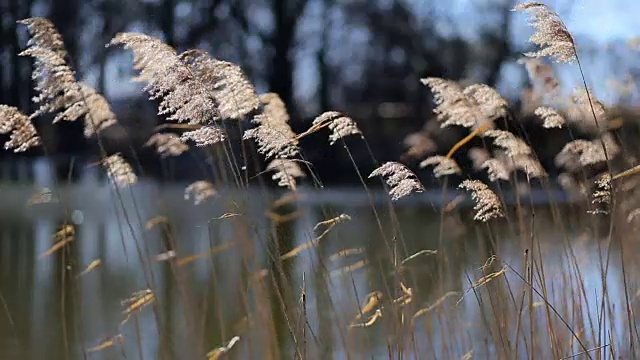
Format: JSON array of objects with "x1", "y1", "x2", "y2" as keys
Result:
[{"x1": 567, "y1": 0, "x2": 640, "y2": 43}]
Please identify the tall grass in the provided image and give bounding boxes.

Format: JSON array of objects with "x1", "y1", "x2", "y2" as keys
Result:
[{"x1": 2, "y1": 2, "x2": 640, "y2": 359}]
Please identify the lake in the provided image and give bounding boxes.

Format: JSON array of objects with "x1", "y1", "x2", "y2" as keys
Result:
[{"x1": 0, "y1": 180, "x2": 637, "y2": 359}]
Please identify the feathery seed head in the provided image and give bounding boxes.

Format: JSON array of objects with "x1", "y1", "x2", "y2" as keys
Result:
[
  {"x1": 403, "y1": 131, "x2": 436, "y2": 159},
  {"x1": 513, "y1": 2, "x2": 576, "y2": 63},
  {"x1": 468, "y1": 147, "x2": 492, "y2": 171},
  {"x1": 266, "y1": 159, "x2": 306, "y2": 190},
  {"x1": 512, "y1": 154, "x2": 548, "y2": 178},
  {"x1": 483, "y1": 129, "x2": 532, "y2": 157},
  {"x1": 244, "y1": 93, "x2": 299, "y2": 159},
  {"x1": 328, "y1": 116, "x2": 362, "y2": 145},
  {"x1": 420, "y1": 155, "x2": 462, "y2": 178},
  {"x1": 145, "y1": 133, "x2": 189, "y2": 157},
  {"x1": 589, "y1": 173, "x2": 611, "y2": 214},
  {"x1": 19, "y1": 18, "x2": 66, "y2": 56},
  {"x1": 0, "y1": 105, "x2": 41, "y2": 152},
  {"x1": 184, "y1": 181, "x2": 217, "y2": 205},
  {"x1": 555, "y1": 133, "x2": 619, "y2": 170},
  {"x1": 463, "y1": 84, "x2": 508, "y2": 121},
  {"x1": 481, "y1": 158, "x2": 511, "y2": 182},
  {"x1": 244, "y1": 126, "x2": 298, "y2": 159},
  {"x1": 20, "y1": 20, "x2": 117, "y2": 138},
  {"x1": 180, "y1": 50, "x2": 260, "y2": 120},
  {"x1": 110, "y1": 33, "x2": 218, "y2": 124},
  {"x1": 519, "y1": 58, "x2": 560, "y2": 95},
  {"x1": 535, "y1": 106, "x2": 565, "y2": 128},
  {"x1": 369, "y1": 162, "x2": 424, "y2": 201},
  {"x1": 312, "y1": 111, "x2": 362, "y2": 144},
  {"x1": 421, "y1": 78, "x2": 478, "y2": 128},
  {"x1": 52, "y1": 83, "x2": 118, "y2": 137},
  {"x1": 567, "y1": 87, "x2": 607, "y2": 133},
  {"x1": 458, "y1": 180, "x2": 504, "y2": 222},
  {"x1": 254, "y1": 93, "x2": 290, "y2": 125},
  {"x1": 180, "y1": 126, "x2": 226, "y2": 147},
  {"x1": 312, "y1": 111, "x2": 342, "y2": 126},
  {"x1": 103, "y1": 155, "x2": 137, "y2": 187}
]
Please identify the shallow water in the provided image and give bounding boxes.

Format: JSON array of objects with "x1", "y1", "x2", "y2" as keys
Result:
[{"x1": 0, "y1": 181, "x2": 637, "y2": 359}]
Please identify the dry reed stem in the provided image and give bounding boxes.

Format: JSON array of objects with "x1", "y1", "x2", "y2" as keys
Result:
[
  {"x1": 393, "y1": 282, "x2": 413, "y2": 306},
  {"x1": 328, "y1": 248, "x2": 365, "y2": 261},
  {"x1": 443, "y1": 195, "x2": 466, "y2": 212},
  {"x1": 349, "y1": 309, "x2": 382, "y2": 328},
  {"x1": 455, "y1": 266, "x2": 507, "y2": 306},
  {"x1": 461, "y1": 350, "x2": 474, "y2": 360},
  {"x1": 120, "y1": 289, "x2": 155, "y2": 326},
  {"x1": 87, "y1": 334, "x2": 124, "y2": 352},
  {"x1": 154, "y1": 250, "x2": 176, "y2": 262},
  {"x1": 612, "y1": 164, "x2": 640, "y2": 181},
  {"x1": 280, "y1": 214, "x2": 350, "y2": 260},
  {"x1": 40, "y1": 225, "x2": 75, "y2": 258},
  {"x1": 76, "y1": 259, "x2": 101, "y2": 278},
  {"x1": 330, "y1": 259, "x2": 368, "y2": 277},
  {"x1": 271, "y1": 192, "x2": 302, "y2": 208},
  {"x1": 401, "y1": 249, "x2": 438, "y2": 265},
  {"x1": 40, "y1": 238, "x2": 73, "y2": 258},
  {"x1": 265, "y1": 209, "x2": 303, "y2": 223},
  {"x1": 445, "y1": 119, "x2": 494, "y2": 159},
  {"x1": 175, "y1": 241, "x2": 234, "y2": 266},
  {"x1": 206, "y1": 336, "x2": 240, "y2": 360},
  {"x1": 145, "y1": 215, "x2": 169, "y2": 229},
  {"x1": 411, "y1": 291, "x2": 459, "y2": 325},
  {"x1": 352, "y1": 291, "x2": 383, "y2": 324},
  {"x1": 210, "y1": 213, "x2": 242, "y2": 220}
]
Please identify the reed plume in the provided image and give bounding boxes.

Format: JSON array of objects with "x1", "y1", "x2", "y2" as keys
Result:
[
  {"x1": 103, "y1": 154, "x2": 137, "y2": 187},
  {"x1": 463, "y1": 84, "x2": 508, "y2": 121},
  {"x1": 468, "y1": 147, "x2": 492, "y2": 171},
  {"x1": 0, "y1": 105, "x2": 41, "y2": 152},
  {"x1": 535, "y1": 106, "x2": 565, "y2": 128},
  {"x1": 369, "y1": 162, "x2": 424, "y2": 200},
  {"x1": 266, "y1": 159, "x2": 305, "y2": 190},
  {"x1": 482, "y1": 129, "x2": 532, "y2": 157},
  {"x1": 144, "y1": 133, "x2": 189, "y2": 157},
  {"x1": 458, "y1": 180, "x2": 504, "y2": 222},
  {"x1": 590, "y1": 173, "x2": 611, "y2": 210},
  {"x1": 179, "y1": 49, "x2": 260, "y2": 120},
  {"x1": 556, "y1": 133, "x2": 620, "y2": 170},
  {"x1": 244, "y1": 93, "x2": 299, "y2": 159},
  {"x1": 184, "y1": 181, "x2": 217, "y2": 205},
  {"x1": 109, "y1": 33, "x2": 218, "y2": 124},
  {"x1": 421, "y1": 78, "x2": 478, "y2": 128},
  {"x1": 513, "y1": 2, "x2": 577, "y2": 63},
  {"x1": 519, "y1": 58, "x2": 560, "y2": 95},
  {"x1": 481, "y1": 158, "x2": 511, "y2": 182},
  {"x1": 420, "y1": 155, "x2": 462, "y2": 178},
  {"x1": 20, "y1": 18, "x2": 117, "y2": 137},
  {"x1": 180, "y1": 126, "x2": 226, "y2": 147},
  {"x1": 312, "y1": 111, "x2": 363, "y2": 145},
  {"x1": 403, "y1": 131, "x2": 436, "y2": 159},
  {"x1": 567, "y1": 87, "x2": 607, "y2": 133},
  {"x1": 511, "y1": 154, "x2": 548, "y2": 178}
]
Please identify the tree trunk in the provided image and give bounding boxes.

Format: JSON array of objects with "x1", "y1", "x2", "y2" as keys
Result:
[{"x1": 268, "y1": 0, "x2": 296, "y2": 114}]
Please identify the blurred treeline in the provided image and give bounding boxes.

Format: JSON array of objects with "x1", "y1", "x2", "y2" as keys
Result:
[{"x1": 1, "y1": 0, "x2": 639, "y2": 184}]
